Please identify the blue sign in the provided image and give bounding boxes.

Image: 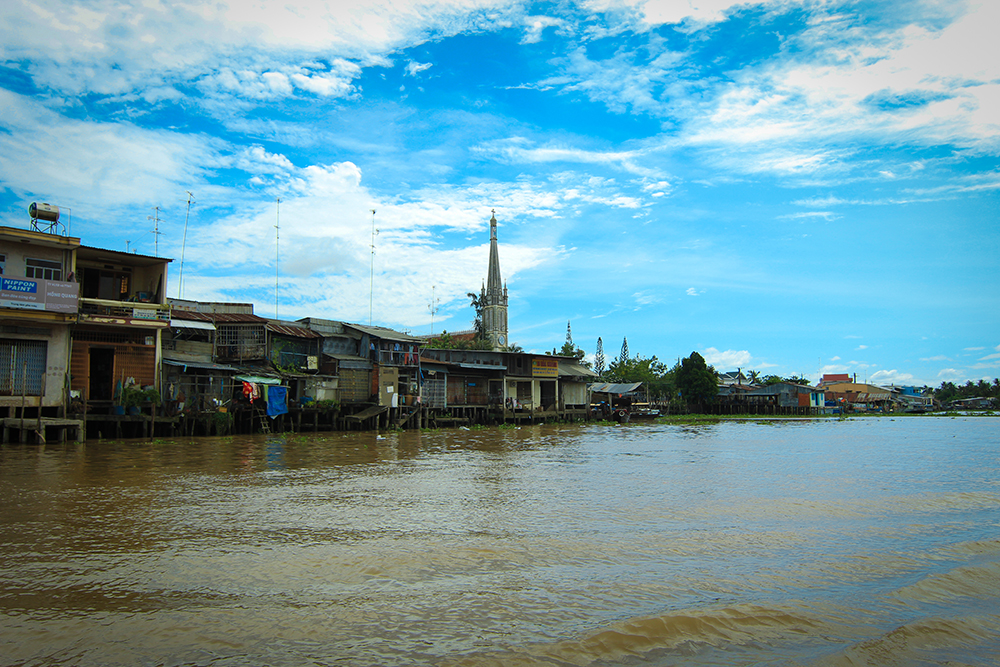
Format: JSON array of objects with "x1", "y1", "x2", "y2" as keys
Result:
[{"x1": 2, "y1": 278, "x2": 38, "y2": 293}]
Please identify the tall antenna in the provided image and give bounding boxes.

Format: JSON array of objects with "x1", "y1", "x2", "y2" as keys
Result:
[
  {"x1": 275, "y1": 197, "x2": 280, "y2": 320},
  {"x1": 147, "y1": 206, "x2": 163, "y2": 256},
  {"x1": 428, "y1": 285, "x2": 440, "y2": 335},
  {"x1": 369, "y1": 209, "x2": 378, "y2": 326},
  {"x1": 178, "y1": 191, "x2": 194, "y2": 299}
]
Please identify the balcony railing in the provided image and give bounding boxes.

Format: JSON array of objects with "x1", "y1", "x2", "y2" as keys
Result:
[{"x1": 79, "y1": 298, "x2": 170, "y2": 323}]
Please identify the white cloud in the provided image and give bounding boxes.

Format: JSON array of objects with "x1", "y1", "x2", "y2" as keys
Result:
[
  {"x1": 405, "y1": 61, "x2": 433, "y2": 76},
  {"x1": 685, "y1": 287, "x2": 700, "y2": 296},
  {"x1": 677, "y1": 2, "x2": 1000, "y2": 178},
  {"x1": 0, "y1": 89, "x2": 221, "y2": 216},
  {"x1": 779, "y1": 211, "x2": 835, "y2": 221},
  {"x1": 0, "y1": 0, "x2": 512, "y2": 102},
  {"x1": 522, "y1": 15, "x2": 565, "y2": 44},
  {"x1": 856, "y1": 344, "x2": 868, "y2": 350},
  {"x1": 701, "y1": 347, "x2": 752, "y2": 368},
  {"x1": 870, "y1": 369, "x2": 914, "y2": 384}
]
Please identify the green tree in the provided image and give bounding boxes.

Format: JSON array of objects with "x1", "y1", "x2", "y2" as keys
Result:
[
  {"x1": 605, "y1": 353, "x2": 674, "y2": 400},
  {"x1": 557, "y1": 320, "x2": 588, "y2": 363},
  {"x1": 675, "y1": 351, "x2": 718, "y2": 407},
  {"x1": 594, "y1": 337, "x2": 605, "y2": 379},
  {"x1": 467, "y1": 291, "x2": 485, "y2": 339}
]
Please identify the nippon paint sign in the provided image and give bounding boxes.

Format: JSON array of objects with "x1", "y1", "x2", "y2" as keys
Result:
[{"x1": 0, "y1": 277, "x2": 79, "y2": 313}]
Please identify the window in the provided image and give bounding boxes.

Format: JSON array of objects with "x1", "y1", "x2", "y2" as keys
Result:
[
  {"x1": 0, "y1": 339, "x2": 48, "y2": 396},
  {"x1": 0, "y1": 253, "x2": 5, "y2": 275},
  {"x1": 25, "y1": 258, "x2": 62, "y2": 281}
]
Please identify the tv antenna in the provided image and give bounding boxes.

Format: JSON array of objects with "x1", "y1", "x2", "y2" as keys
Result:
[
  {"x1": 147, "y1": 206, "x2": 163, "y2": 256},
  {"x1": 177, "y1": 191, "x2": 194, "y2": 299}
]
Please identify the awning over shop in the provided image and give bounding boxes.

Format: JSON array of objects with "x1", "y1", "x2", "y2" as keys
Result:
[
  {"x1": 169, "y1": 318, "x2": 216, "y2": 330},
  {"x1": 589, "y1": 382, "x2": 643, "y2": 394},
  {"x1": 234, "y1": 374, "x2": 283, "y2": 385}
]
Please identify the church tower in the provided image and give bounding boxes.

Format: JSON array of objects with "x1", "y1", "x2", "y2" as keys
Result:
[{"x1": 481, "y1": 210, "x2": 508, "y2": 351}]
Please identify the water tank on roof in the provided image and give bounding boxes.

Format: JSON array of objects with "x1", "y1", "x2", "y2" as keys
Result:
[{"x1": 29, "y1": 202, "x2": 60, "y2": 222}]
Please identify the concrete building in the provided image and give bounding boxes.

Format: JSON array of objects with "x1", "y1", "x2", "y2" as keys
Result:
[
  {"x1": 70, "y1": 245, "x2": 171, "y2": 408},
  {"x1": 1, "y1": 225, "x2": 80, "y2": 415}
]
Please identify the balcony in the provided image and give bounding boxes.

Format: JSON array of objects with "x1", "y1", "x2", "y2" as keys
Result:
[{"x1": 78, "y1": 298, "x2": 170, "y2": 327}]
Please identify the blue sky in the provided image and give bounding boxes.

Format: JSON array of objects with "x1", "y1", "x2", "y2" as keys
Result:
[{"x1": 1, "y1": 0, "x2": 997, "y2": 387}]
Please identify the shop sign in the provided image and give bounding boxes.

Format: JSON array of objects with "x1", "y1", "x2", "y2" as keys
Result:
[
  {"x1": 0, "y1": 277, "x2": 78, "y2": 313},
  {"x1": 532, "y1": 357, "x2": 559, "y2": 378}
]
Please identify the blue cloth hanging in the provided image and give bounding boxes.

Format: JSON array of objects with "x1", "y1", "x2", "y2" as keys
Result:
[{"x1": 266, "y1": 386, "x2": 288, "y2": 418}]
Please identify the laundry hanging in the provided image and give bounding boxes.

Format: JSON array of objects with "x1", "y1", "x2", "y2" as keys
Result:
[{"x1": 266, "y1": 385, "x2": 288, "y2": 418}]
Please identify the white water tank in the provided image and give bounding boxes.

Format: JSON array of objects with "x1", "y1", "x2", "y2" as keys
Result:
[{"x1": 29, "y1": 202, "x2": 60, "y2": 222}]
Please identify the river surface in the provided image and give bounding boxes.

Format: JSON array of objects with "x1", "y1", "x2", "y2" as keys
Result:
[{"x1": 1, "y1": 417, "x2": 999, "y2": 666}]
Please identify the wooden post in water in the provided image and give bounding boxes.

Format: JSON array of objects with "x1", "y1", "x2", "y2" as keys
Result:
[
  {"x1": 36, "y1": 373, "x2": 46, "y2": 444},
  {"x1": 20, "y1": 361, "x2": 27, "y2": 443}
]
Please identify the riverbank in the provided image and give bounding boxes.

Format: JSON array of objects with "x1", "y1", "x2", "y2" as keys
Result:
[{"x1": 651, "y1": 410, "x2": 997, "y2": 426}]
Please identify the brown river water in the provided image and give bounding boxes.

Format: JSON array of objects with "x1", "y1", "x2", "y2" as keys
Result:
[{"x1": 1, "y1": 418, "x2": 999, "y2": 666}]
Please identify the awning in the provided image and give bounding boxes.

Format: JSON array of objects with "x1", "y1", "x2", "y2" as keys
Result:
[
  {"x1": 234, "y1": 374, "x2": 283, "y2": 385},
  {"x1": 589, "y1": 382, "x2": 643, "y2": 394},
  {"x1": 323, "y1": 353, "x2": 368, "y2": 362},
  {"x1": 163, "y1": 359, "x2": 237, "y2": 372},
  {"x1": 170, "y1": 318, "x2": 216, "y2": 330}
]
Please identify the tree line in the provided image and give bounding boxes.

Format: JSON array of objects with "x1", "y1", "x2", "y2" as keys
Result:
[{"x1": 429, "y1": 306, "x2": 998, "y2": 406}]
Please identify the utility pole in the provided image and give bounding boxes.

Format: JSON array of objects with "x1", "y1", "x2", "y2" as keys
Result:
[
  {"x1": 275, "y1": 197, "x2": 280, "y2": 320},
  {"x1": 428, "y1": 285, "x2": 440, "y2": 335},
  {"x1": 178, "y1": 191, "x2": 194, "y2": 299},
  {"x1": 369, "y1": 209, "x2": 378, "y2": 326}
]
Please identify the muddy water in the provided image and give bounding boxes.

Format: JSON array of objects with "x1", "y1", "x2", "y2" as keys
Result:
[{"x1": 1, "y1": 418, "x2": 999, "y2": 666}]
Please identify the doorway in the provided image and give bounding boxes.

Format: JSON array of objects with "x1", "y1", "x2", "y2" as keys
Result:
[{"x1": 89, "y1": 347, "x2": 115, "y2": 401}]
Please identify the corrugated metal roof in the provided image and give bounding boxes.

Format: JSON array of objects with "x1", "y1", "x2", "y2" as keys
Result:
[
  {"x1": 266, "y1": 322, "x2": 321, "y2": 338},
  {"x1": 79, "y1": 245, "x2": 172, "y2": 265},
  {"x1": 748, "y1": 383, "x2": 817, "y2": 395},
  {"x1": 344, "y1": 322, "x2": 423, "y2": 343},
  {"x1": 558, "y1": 361, "x2": 598, "y2": 377},
  {"x1": 171, "y1": 311, "x2": 266, "y2": 324}
]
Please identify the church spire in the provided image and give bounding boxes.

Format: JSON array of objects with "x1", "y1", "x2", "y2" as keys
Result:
[
  {"x1": 486, "y1": 210, "x2": 502, "y2": 296},
  {"x1": 483, "y1": 209, "x2": 508, "y2": 351}
]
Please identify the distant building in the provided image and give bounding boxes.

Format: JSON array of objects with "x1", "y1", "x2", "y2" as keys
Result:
[{"x1": 818, "y1": 373, "x2": 852, "y2": 387}]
